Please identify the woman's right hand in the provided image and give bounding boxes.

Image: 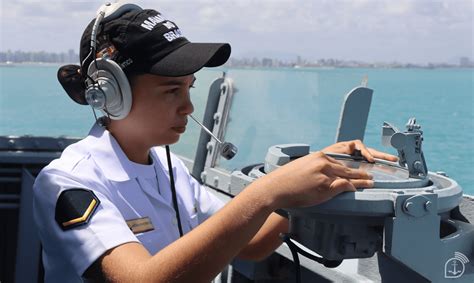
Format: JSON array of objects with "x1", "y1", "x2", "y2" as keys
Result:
[{"x1": 255, "y1": 151, "x2": 373, "y2": 209}]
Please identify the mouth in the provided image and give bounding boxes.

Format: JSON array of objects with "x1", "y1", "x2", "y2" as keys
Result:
[
  {"x1": 172, "y1": 126, "x2": 186, "y2": 133},
  {"x1": 172, "y1": 120, "x2": 187, "y2": 133}
]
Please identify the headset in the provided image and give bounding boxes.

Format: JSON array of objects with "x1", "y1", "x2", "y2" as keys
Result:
[{"x1": 83, "y1": 2, "x2": 141, "y2": 120}]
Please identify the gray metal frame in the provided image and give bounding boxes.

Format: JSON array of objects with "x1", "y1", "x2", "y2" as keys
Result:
[{"x1": 0, "y1": 136, "x2": 80, "y2": 283}]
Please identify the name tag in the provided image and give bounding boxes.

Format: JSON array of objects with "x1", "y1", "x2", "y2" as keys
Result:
[{"x1": 126, "y1": 217, "x2": 154, "y2": 234}]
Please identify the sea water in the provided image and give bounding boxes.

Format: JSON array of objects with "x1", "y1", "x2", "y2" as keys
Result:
[{"x1": 0, "y1": 65, "x2": 473, "y2": 193}]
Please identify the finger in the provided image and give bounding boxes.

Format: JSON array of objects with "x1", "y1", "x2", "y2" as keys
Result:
[
  {"x1": 326, "y1": 162, "x2": 373, "y2": 180},
  {"x1": 347, "y1": 141, "x2": 356, "y2": 153},
  {"x1": 330, "y1": 178, "x2": 356, "y2": 194},
  {"x1": 349, "y1": 179, "x2": 374, "y2": 189},
  {"x1": 368, "y1": 148, "x2": 398, "y2": 162},
  {"x1": 354, "y1": 140, "x2": 375, "y2": 163},
  {"x1": 325, "y1": 154, "x2": 345, "y2": 166}
]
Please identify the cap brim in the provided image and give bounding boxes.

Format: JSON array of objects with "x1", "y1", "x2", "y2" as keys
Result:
[{"x1": 149, "y1": 43, "x2": 231, "y2": 77}]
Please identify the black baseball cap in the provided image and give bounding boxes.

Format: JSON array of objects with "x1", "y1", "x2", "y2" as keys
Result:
[{"x1": 79, "y1": 8, "x2": 231, "y2": 77}]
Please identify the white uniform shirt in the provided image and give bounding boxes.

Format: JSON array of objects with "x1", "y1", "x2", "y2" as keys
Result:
[{"x1": 33, "y1": 123, "x2": 225, "y2": 282}]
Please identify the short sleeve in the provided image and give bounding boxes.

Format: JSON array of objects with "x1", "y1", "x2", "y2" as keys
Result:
[{"x1": 33, "y1": 170, "x2": 139, "y2": 277}]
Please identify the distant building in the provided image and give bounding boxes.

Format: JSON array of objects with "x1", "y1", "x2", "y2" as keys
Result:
[
  {"x1": 262, "y1": 58, "x2": 273, "y2": 67},
  {"x1": 459, "y1": 57, "x2": 472, "y2": 67},
  {"x1": 0, "y1": 50, "x2": 79, "y2": 63},
  {"x1": 68, "y1": 49, "x2": 76, "y2": 63}
]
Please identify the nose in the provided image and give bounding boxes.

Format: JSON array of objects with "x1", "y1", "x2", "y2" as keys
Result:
[{"x1": 178, "y1": 92, "x2": 194, "y2": 116}]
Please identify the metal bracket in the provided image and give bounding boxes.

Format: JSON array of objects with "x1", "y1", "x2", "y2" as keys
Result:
[
  {"x1": 205, "y1": 77, "x2": 234, "y2": 168},
  {"x1": 384, "y1": 193, "x2": 474, "y2": 282},
  {"x1": 382, "y1": 118, "x2": 428, "y2": 179}
]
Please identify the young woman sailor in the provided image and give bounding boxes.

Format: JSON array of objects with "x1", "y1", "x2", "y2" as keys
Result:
[{"x1": 33, "y1": 2, "x2": 397, "y2": 282}]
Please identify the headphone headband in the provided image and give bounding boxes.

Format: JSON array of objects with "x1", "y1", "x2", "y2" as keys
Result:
[{"x1": 97, "y1": 2, "x2": 142, "y2": 20}]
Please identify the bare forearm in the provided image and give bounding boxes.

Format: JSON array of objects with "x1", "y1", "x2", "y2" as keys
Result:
[
  {"x1": 237, "y1": 212, "x2": 289, "y2": 261},
  {"x1": 141, "y1": 179, "x2": 277, "y2": 282}
]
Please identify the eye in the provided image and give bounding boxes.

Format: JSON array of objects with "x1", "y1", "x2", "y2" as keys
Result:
[{"x1": 166, "y1": 87, "x2": 180, "y2": 94}]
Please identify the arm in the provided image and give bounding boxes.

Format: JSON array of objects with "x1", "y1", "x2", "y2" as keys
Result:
[
  {"x1": 235, "y1": 140, "x2": 398, "y2": 261},
  {"x1": 237, "y1": 212, "x2": 288, "y2": 261},
  {"x1": 86, "y1": 152, "x2": 373, "y2": 282}
]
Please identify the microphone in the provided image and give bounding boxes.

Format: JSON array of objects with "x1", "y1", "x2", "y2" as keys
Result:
[{"x1": 189, "y1": 114, "x2": 238, "y2": 160}]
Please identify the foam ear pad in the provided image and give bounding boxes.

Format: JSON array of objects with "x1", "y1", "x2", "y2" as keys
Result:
[{"x1": 87, "y1": 58, "x2": 132, "y2": 120}]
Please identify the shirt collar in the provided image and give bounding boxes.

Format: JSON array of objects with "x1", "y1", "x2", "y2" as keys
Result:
[{"x1": 87, "y1": 123, "x2": 156, "y2": 182}]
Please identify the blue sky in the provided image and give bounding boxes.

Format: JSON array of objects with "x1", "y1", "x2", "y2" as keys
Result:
[{"x1": 1, "y1": 0, "x2": 472, "y2": 64}]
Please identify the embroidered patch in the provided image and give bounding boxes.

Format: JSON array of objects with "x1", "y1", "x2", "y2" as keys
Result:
[
  {"x1": 55, "y1": 189, "x2": 100, "y2": 230},
  {"x1": 126, "y1": 217, "x2": 154, "y2": 234}
]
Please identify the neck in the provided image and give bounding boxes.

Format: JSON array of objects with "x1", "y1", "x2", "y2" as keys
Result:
[{"x1": 106, "y1": 121, "x2": 151, "y2": 165}]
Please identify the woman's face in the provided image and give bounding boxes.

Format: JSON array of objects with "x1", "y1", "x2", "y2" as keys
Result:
[{"x1": 122, "y1": 73, "x2": 195, "y2": 146}]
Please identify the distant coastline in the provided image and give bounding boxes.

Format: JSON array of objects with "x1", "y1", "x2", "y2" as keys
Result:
[
  {"x1": 0, "y1": 62, "x2": 67, "y2": 67},
  {"x1": 1, "y1": 50, "x2": 473, "y2": 69},
  {"x1": 1, "y1": 61, "x2": 472, "y2": 70}
]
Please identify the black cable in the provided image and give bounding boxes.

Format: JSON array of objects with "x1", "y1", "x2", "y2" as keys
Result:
[
  {"x1": 280, "y1": 233, "x2": 343, "y2": 283},
  {"x1": 280, "y1": 233, "x2": 302, "y2": 283},
  {"x1": 166, "y1": 145, "x2": 184, "y2": 237},
  {"x1": 280, "y1": 233, "x2": 301, "y2": 283}
]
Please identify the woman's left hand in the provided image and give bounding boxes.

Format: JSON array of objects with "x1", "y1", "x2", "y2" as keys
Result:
[{"x1": 322, "y1": 139, "x2": 398, "y2": 163}]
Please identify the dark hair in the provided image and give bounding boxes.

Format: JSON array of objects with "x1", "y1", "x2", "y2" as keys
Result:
[{"x1": 57, "y1": 62, "x2": 142, "y2": 106}]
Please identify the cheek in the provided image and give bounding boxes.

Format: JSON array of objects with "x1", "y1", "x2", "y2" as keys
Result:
[
  {"x1": 130, "y1": 95, "x2": 162, "y2": 116},
  {"x1": 133, "y1": 101, "x2": 175, "y2": 131}
]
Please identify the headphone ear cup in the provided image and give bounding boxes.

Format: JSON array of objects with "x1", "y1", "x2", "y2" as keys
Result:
[{"x1": 86, "y1": 58, "x2": 132, "y2": 120}]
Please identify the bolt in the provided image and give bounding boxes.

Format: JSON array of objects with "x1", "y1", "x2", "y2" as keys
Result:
[
  {"x1": 414, "y1": 161, "x2": 423, "y2": 171},
  {"x1": 213, "y1": 113, "x2": 221, "y2": 125},
  {"x1": 424, "y1": 201, "x2": 433, "y2": 212},
  {"x1": 213, "y1": 176, "x2": 219, "y2": 187},
  {"x1": 404, "y1": 201, "x2": 413, "y2": 212},
  {"x1": 200, "y1": 172, "x2": 207, "y2": 182},
  {"x1": 206, "y1": 142, "x2": 213, "y2": 153}
]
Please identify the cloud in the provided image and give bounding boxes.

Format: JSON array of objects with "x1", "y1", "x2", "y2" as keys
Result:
[{"x1": 0, "y1": 0, "x2": 472, "y2": 63}]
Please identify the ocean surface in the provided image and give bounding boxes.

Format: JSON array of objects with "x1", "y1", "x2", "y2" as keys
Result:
[{"x1": 0, "y1": 65, "x2": 473, "y2": 194}]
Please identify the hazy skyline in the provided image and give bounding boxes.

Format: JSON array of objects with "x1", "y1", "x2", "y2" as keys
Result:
[{"x1": 1, "y1": 0, "x2": 473, "y2": 64}]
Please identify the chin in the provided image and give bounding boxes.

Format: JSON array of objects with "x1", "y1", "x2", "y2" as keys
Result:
[{"x1": 155, "y1": 135, "x2": 180, "y2": 146}]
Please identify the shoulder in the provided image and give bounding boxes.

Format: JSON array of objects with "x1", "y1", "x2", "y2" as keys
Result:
[{"x1": 34, "y1": 136, "x2": 110, "y2": 206}]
